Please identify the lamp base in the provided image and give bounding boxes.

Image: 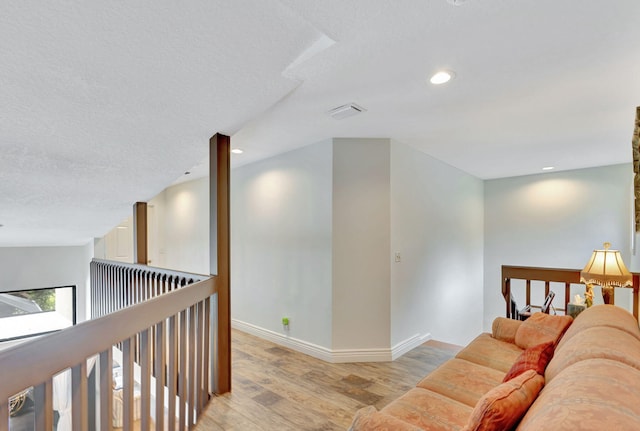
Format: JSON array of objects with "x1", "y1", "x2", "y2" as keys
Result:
[{"x1": 602, "y1": 287, "x2": 614, "y2": 305}]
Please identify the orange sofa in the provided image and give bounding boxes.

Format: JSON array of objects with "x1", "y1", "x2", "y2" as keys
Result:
[{"x1": 349, "y1": 304, "x2": 640, "y2": 430}]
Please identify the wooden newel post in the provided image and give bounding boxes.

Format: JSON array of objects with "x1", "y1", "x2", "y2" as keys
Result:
[
  {"x1": 210, "y1": 133, "x2": 231, "y2": 394},
  {"x1": 133, "y1": 202, "x2": 148, "y2": 265}
]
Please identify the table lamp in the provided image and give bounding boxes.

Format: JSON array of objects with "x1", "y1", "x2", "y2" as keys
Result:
[{"x1": 580, "y1": 242, "x2": 632, "y2": 306}]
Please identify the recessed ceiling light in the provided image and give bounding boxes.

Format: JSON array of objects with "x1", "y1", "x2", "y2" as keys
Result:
[
  {"x1": 430, "y1": 70, "x2": 455, "y2": 85},
  {"x1": 446, "y1": 0, "x2": 468, "y2": 5},
  {"x1": 231, "y1": 148, "x2": 244, "y2": 154},
  {"x1": 542, "y1": 166, "x2": 555, "y2": 171}
]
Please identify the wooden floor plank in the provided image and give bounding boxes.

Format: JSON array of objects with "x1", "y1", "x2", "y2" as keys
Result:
[{"x1": 195, "y1": 329, "x2": 460, "y2": 430}]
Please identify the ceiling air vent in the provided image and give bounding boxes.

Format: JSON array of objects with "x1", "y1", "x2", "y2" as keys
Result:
[{"x1": 327, "y1": 103, "x2": 367, "y2": 120}]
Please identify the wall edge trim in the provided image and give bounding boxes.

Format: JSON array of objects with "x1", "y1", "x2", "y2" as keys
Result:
[{"x1": 231, "y1": 319, "x2": 430, "y2": 363}]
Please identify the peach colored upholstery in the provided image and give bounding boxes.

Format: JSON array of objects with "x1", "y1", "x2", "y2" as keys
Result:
[
  {"x1": 556, "y1": 303, "x2": 640, "y2": 350},
  {"x1": 349, "y1": 305, "x2": 640, "y2": 431},
  {"x1": 350, "y1": 328, "x2": 523, "y2": 430},
  {"x1": 518, "y1": 359, "x2": 640, "y2": 430},
  {"x1": 545, "y1": 326, "x2": 640, "y2": 381},
  {"x1": 455, "y1": 333, "x2": 523, "y2": 373},
  {"x1": 350, "y1": 406, "x2": 424, "y2": 431},
  {"x1": 380, "y1": 388, "x2": 472, "y2": 430},
  {"x1": 417, "y1": 359, "x2": 505, "y2": 407},
  {"x1": 491, "y1": 317, "x2": 522, "y2": 344},
  {"x1": 462, "y1": 370, "x2": 544, "y2": 431},
  {"x1": 514, "y1": 313, "x2": 572, "y2": 349},
  {"x1": 503, "y1": 341, "x2": 554, "y2": 382}
]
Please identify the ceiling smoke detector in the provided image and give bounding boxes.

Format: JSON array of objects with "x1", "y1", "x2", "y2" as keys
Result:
[{"x1": 327, "y1": 103, "x2": 367, "y2": 120}]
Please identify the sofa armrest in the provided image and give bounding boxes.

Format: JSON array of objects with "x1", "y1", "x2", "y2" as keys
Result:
[{"x1": 492, "y1": 317, "x2": 522, "y2": 343}]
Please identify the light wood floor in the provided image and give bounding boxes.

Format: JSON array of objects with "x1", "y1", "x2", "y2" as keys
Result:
[{"x1": 195, "y1": 329, "x2": 461, "y2": 430}]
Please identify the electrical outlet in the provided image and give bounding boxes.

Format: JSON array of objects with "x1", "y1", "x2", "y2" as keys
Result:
[{"x1": 395, "y1": 252, "x2": 401, "y2": 262}]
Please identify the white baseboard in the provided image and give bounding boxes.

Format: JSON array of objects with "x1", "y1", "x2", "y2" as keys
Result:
[
  {"x1": 231, "y1": 319, "x2": 334, "y2": 362},
  {"x1": 391, "y1": 332, "x2": 432, "y2": 360},
  {"x1": 231, "y1": 319, "x2": 431, "y2": 363}
]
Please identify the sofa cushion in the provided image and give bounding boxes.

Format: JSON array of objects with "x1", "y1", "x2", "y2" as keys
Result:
[
  {"x1": 462, "y1": 369, "x2": 544, "y2": 431},
  {"x1": 417, "y1": 358, "x2": 506, "y2": 407},
  {"x1": 518, "y1": 359, "x2": 640, "y2": 430},
  {"x1": 380, "y1": 388, "x2": 473, "y2": 430},
  {"x1": 514, "y1": 313, "x2": 572, "y2": 349},
  {"x1": 503, "y1": 341, "x2": 554, "y2": 382},
  {"x1": 492, "y1": 317, "x2": 522, "y2": 344},
  {"x1": 545, "y1": 325, "x2": 640, "y2": 382},
  {"x1": 556, "y1": 304, "x2": 640, "y2": 351},
  {"x1": 456, "y1": 333, "x2": 523, "y2": 373},
  {"x1": 350, "y1": 406, "x2": 423, "y2": 430}
]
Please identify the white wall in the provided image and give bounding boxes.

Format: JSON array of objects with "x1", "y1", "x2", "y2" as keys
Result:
[
  {"x1": 0, "y1": 242, "x2": 94, "y2": 322},
  {"x1": 484, "y1": 164, "x2": 632, "y2": 330},
  {"x1": 143, "y1": 144, "x2": 632, "y2": 355},
  {"x1": 95, "y1": 216, "x2": 134, "y2": 263},
  {"x1": 148, "y1": 177, "x2": 210, "y2": 275},
  {"x1": 332, "y1": 138, "x2": 391, "y2": 350},
  {"x1": 390, "y1": 142, "x2": 484, "y2": 346},
  {"x1": 231, "y1": 140, "x2": 334, "y2": 349},
  {"x1": 231, "y1": 137, "x2": 486, "y2": 355}
]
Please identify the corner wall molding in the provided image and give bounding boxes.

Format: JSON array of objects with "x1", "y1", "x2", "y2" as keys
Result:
[
  {"x1": 231, "y1": 319, "x2": 431, "y2": 363},
  {"x1": 391, "y1": 332, "x2": 432, "y2": 360}
]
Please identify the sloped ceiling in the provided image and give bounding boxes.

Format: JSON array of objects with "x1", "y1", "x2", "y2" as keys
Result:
[{"x1": 1, "y1": 0, "x2": 639, "y2": 246}]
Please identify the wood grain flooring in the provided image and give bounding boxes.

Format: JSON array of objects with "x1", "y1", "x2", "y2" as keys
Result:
[{"x1": 195, "y1": 329, "x2": 461, "y2": 431}]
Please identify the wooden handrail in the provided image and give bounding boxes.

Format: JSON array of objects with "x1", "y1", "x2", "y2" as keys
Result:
[
  {"x1": 1, "y1": 266, "x2": 216, "y2": 430},
  {"x1": 502, "y1": 265, "x2": 640, "y2": 320}
]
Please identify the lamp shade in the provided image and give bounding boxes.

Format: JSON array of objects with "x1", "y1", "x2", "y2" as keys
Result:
[{"x1": 580, "y1": 242, "x2": 632, "y2": 288}]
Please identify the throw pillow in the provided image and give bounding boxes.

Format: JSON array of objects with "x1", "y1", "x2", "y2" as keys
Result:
[
  {"x1": 462, "y1": 369, "x2": 544, "y2": 431},
  {"x1": 503, "y1": 341, "x2": 554, "y2": 382},
  {"x1": 514, "y1": 312, "x2": 572, "y2": 350},
  {"x1": 491, "y1": 317, "x2": 522, "y2": 343}
]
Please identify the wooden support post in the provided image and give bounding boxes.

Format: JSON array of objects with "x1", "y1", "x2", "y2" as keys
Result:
[
  {"x1": 133, "y1": 202, "x2": 148, "y2": 265},
  {"x1": 34, "y1": 380, "x2": 53, "y2": 431},
  {"x1": 72, "y1": 362, "x2": 88, "y2": 431},
  {"x1": 210, "y1": 133, "x2": 231, "y2": 394}
]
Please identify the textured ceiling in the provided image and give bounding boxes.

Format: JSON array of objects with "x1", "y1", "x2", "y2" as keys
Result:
[{"x1": 1, "y1": 0, "x2": 639, "y2": 246}]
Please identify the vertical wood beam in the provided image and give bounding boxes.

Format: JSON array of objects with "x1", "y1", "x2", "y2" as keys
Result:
[
  {"x1": 34, "y1": 379, "x2": 53, "y2": 431},
  {"x1": 167, "y1": 315, "x2": 177, "y2": 431},
  {"x1": 99, "y1": 349, "x2": 114, "y2": 431},
  {"x1": 72, "y1": 361, "x2": 88, "y2": 431},
  {"x1": 632, "y1": 106, "x2": 640, "y2": 231},
  {"x1": 154, "y1": 320, "x2": 166, "y2": 431},
  {"x1": 209, "y1": 133, "x2": 231, "y2": 394},
  {"x1": 123, "y1": 337, "x2": 135, "y2": 431},
  {"x1": 202, "y1": 297, "x2": 210, "y2": 404},
  {"x1": 133, "y1": 202, "x2": 148, "y2": 265},
  {"x1": 502, "y1": 273, "x2": 511, "y2": 318},
  {"x1": 0, "y1": 399, "x2": 8, "y2": 431},
  {"x1": 140, "y1": 329, "x2": 151, "y2": 431},
  {"x1": 178, "y1": 311, "x2": 187, "y2": 431},
  {"x1": 634, "y1": 274, "x2": 640, "y2": 320},
  {"x1": 188, "y1": 305, "x2": 196, "y2": 428}
]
